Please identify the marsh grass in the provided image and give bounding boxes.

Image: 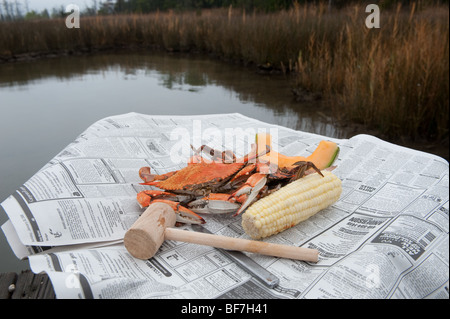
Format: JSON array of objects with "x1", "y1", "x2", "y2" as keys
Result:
[
  {"x1": 294, "y1": 4, "x2": 449, "y2": 141},
  {"x1": 0, "y1": 3, "x2": 448, "y2": 141}
]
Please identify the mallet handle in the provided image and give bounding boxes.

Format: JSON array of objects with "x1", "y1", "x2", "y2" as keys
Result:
[{"x1": 165, "y1": 228, "x2": 319, "y2": 262}]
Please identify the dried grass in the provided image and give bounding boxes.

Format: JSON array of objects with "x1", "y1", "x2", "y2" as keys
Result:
[{"x1": 0, "y1": 4, "x2": 448, "y2": 140}]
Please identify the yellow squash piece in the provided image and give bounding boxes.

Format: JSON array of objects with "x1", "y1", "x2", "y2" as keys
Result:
[{"x1": 256, "y1": 134, "x2": 340, "y2": 170}]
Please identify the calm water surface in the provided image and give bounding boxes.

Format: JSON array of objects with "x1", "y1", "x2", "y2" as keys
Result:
[{"x1": 0, "y1": 52, "x2": 346, "y2": 272}]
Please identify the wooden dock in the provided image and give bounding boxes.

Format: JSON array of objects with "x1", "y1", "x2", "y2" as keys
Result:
[{"x1": 0, "y1": 270, "x2": 55, "y2": 299}]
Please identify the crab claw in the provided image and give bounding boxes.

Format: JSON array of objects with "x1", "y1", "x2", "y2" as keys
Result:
[
  {"x1": 231, "y1": 173, "x2": 267, "y2": 216},
  {"x1": 139, "y1": 167, "x2": 178, "y2": 185},
  {"x1": 292, "y1": 161, "x2": 324, "y2": 180},
  {"x1": 137, "y1": 190, "x2": 176, "y2": 207},
  {"x1": 188, "y1": 194, "x2": 241, "y2": 215},
  {"x1": 139, "y1": 167, "x2": 155, "y2": 183},
  {"x1": 137, "y1": 191, "x2": 193, "y2": 208},
  {"x1": 152, "y1": 200, "x2": 206, "y2": 225}
]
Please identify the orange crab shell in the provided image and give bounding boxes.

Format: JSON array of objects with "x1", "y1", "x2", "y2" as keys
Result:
[{"x1": 149, "y1": 162, "x2": 245, "y2": 192}]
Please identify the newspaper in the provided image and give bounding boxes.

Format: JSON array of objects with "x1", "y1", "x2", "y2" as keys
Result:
[{"x1": 1, "y1": 112, "x2": 448, "y2": 299}]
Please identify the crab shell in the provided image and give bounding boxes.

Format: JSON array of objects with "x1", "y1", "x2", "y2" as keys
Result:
[{"x1": 147, "y1": 162, "x2": 246, "y2": 196}]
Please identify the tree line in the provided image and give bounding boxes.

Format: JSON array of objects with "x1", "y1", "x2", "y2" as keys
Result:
[
  {"x1": 0, "y1": 0, "x2": 447, "y2": 21},
  {"x1": 114, "y1": 0, "x2": 294, "y2": 13},
  {"x1": 111, "y1": 0, "x2": 447, "y2": 13}
]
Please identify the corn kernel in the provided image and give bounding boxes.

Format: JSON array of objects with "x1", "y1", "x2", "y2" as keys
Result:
[{"x1": 242, "y1": 171, "x2": 342, "y2": 239}]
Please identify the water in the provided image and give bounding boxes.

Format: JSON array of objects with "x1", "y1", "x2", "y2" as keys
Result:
[{"x1": 0, "y1": 51, "x2": 346, "y2": 273}]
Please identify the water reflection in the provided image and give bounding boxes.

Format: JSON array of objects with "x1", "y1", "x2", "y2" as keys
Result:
[
  {"x1": 0, "y1": 52, "x2": 345, "y2": 136},
  {"x1": 0, "y1": 51, "x2": 346, "y2": 272}
]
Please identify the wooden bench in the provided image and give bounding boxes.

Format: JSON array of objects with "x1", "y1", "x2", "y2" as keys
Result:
[{"x1": 0, "y1": 270, "x2": 55, "y2": 299}]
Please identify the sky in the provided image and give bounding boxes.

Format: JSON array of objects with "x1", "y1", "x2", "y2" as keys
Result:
[{"x1": 25, "y1": 0, "x2": 105, "y2": 12}]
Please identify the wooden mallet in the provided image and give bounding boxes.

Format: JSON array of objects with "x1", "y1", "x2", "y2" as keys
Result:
[{"x1": 124, "y1": 202, "x2": 319, "y2": 262}]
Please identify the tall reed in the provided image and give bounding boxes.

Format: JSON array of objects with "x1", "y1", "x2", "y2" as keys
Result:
[
  {"x1": 0, "y1": 4, "x2": 448, "y2": 141},
  {"x1": 294, "y1": 4, "x2": 449, "y2": 141}
]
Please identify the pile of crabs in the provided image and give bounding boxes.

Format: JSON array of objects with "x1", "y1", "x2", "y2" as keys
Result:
[{"x1": 137, "y1": 135, "x2": 336, "y2": 225}]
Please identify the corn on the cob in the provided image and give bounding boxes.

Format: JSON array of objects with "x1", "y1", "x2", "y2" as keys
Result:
[{"x1": 242, "y1": 171, "x2": 342, "y2": 239}]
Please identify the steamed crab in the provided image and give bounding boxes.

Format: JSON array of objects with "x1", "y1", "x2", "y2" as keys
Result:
[{"x1": 137, "y1": 143, "x2": 323, "y2": 225}]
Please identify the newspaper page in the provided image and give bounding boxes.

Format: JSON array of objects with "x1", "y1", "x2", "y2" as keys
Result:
[{"x1": 1, "y1": 112, "x2": 448, "y2": 299}]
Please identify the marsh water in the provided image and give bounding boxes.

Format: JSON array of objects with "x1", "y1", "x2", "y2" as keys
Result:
[{"x1": 0, "y1": 51, "x2": 350, "y2": 272}]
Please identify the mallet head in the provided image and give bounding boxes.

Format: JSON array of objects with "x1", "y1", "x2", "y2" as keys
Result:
[{"x1": 124, "y1": 202, "x2": 176, "y2": 260}]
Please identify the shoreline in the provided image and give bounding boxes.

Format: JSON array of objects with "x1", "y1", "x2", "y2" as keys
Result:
[
  {"x1": 1, "y1": 6, "x2": 448, "y2": 149},
  {"x1": 1, "y1": 46, "x2": 449, "y2": 162},
  {"x1": 1, "y1": 47, "x2": 448, "y2": 163}
]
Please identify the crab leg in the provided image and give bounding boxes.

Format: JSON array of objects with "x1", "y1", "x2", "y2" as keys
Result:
[
  {"x1": 189, "y1": 145, "x2": 236, "y2": 164},
  {"x1": 234, "y1": 143, "x2": 271, "y2": 164},
  {"x1": 200, "y1": 145, "x2": 237, "y2": 163},
  {"x1": 227, "y1": 163, "x2": 256, "y2": 187},
  {"x1": 231, "y1": 173, "x2": 268, "y2": 216}
]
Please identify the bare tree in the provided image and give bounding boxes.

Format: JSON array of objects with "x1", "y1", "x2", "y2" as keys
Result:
[
  {"x1": 2, "y1": 0, "x2": 11, "y2": 20},
  {"x1": 14, "y1": 0, "x2": 22, "y2": 18},
  {"x1": 92, "y1": 0, "x2": 98, "y2": 13},
  {"x1": 0, "y1": 0, "x2": 25, "y2": 20}
]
